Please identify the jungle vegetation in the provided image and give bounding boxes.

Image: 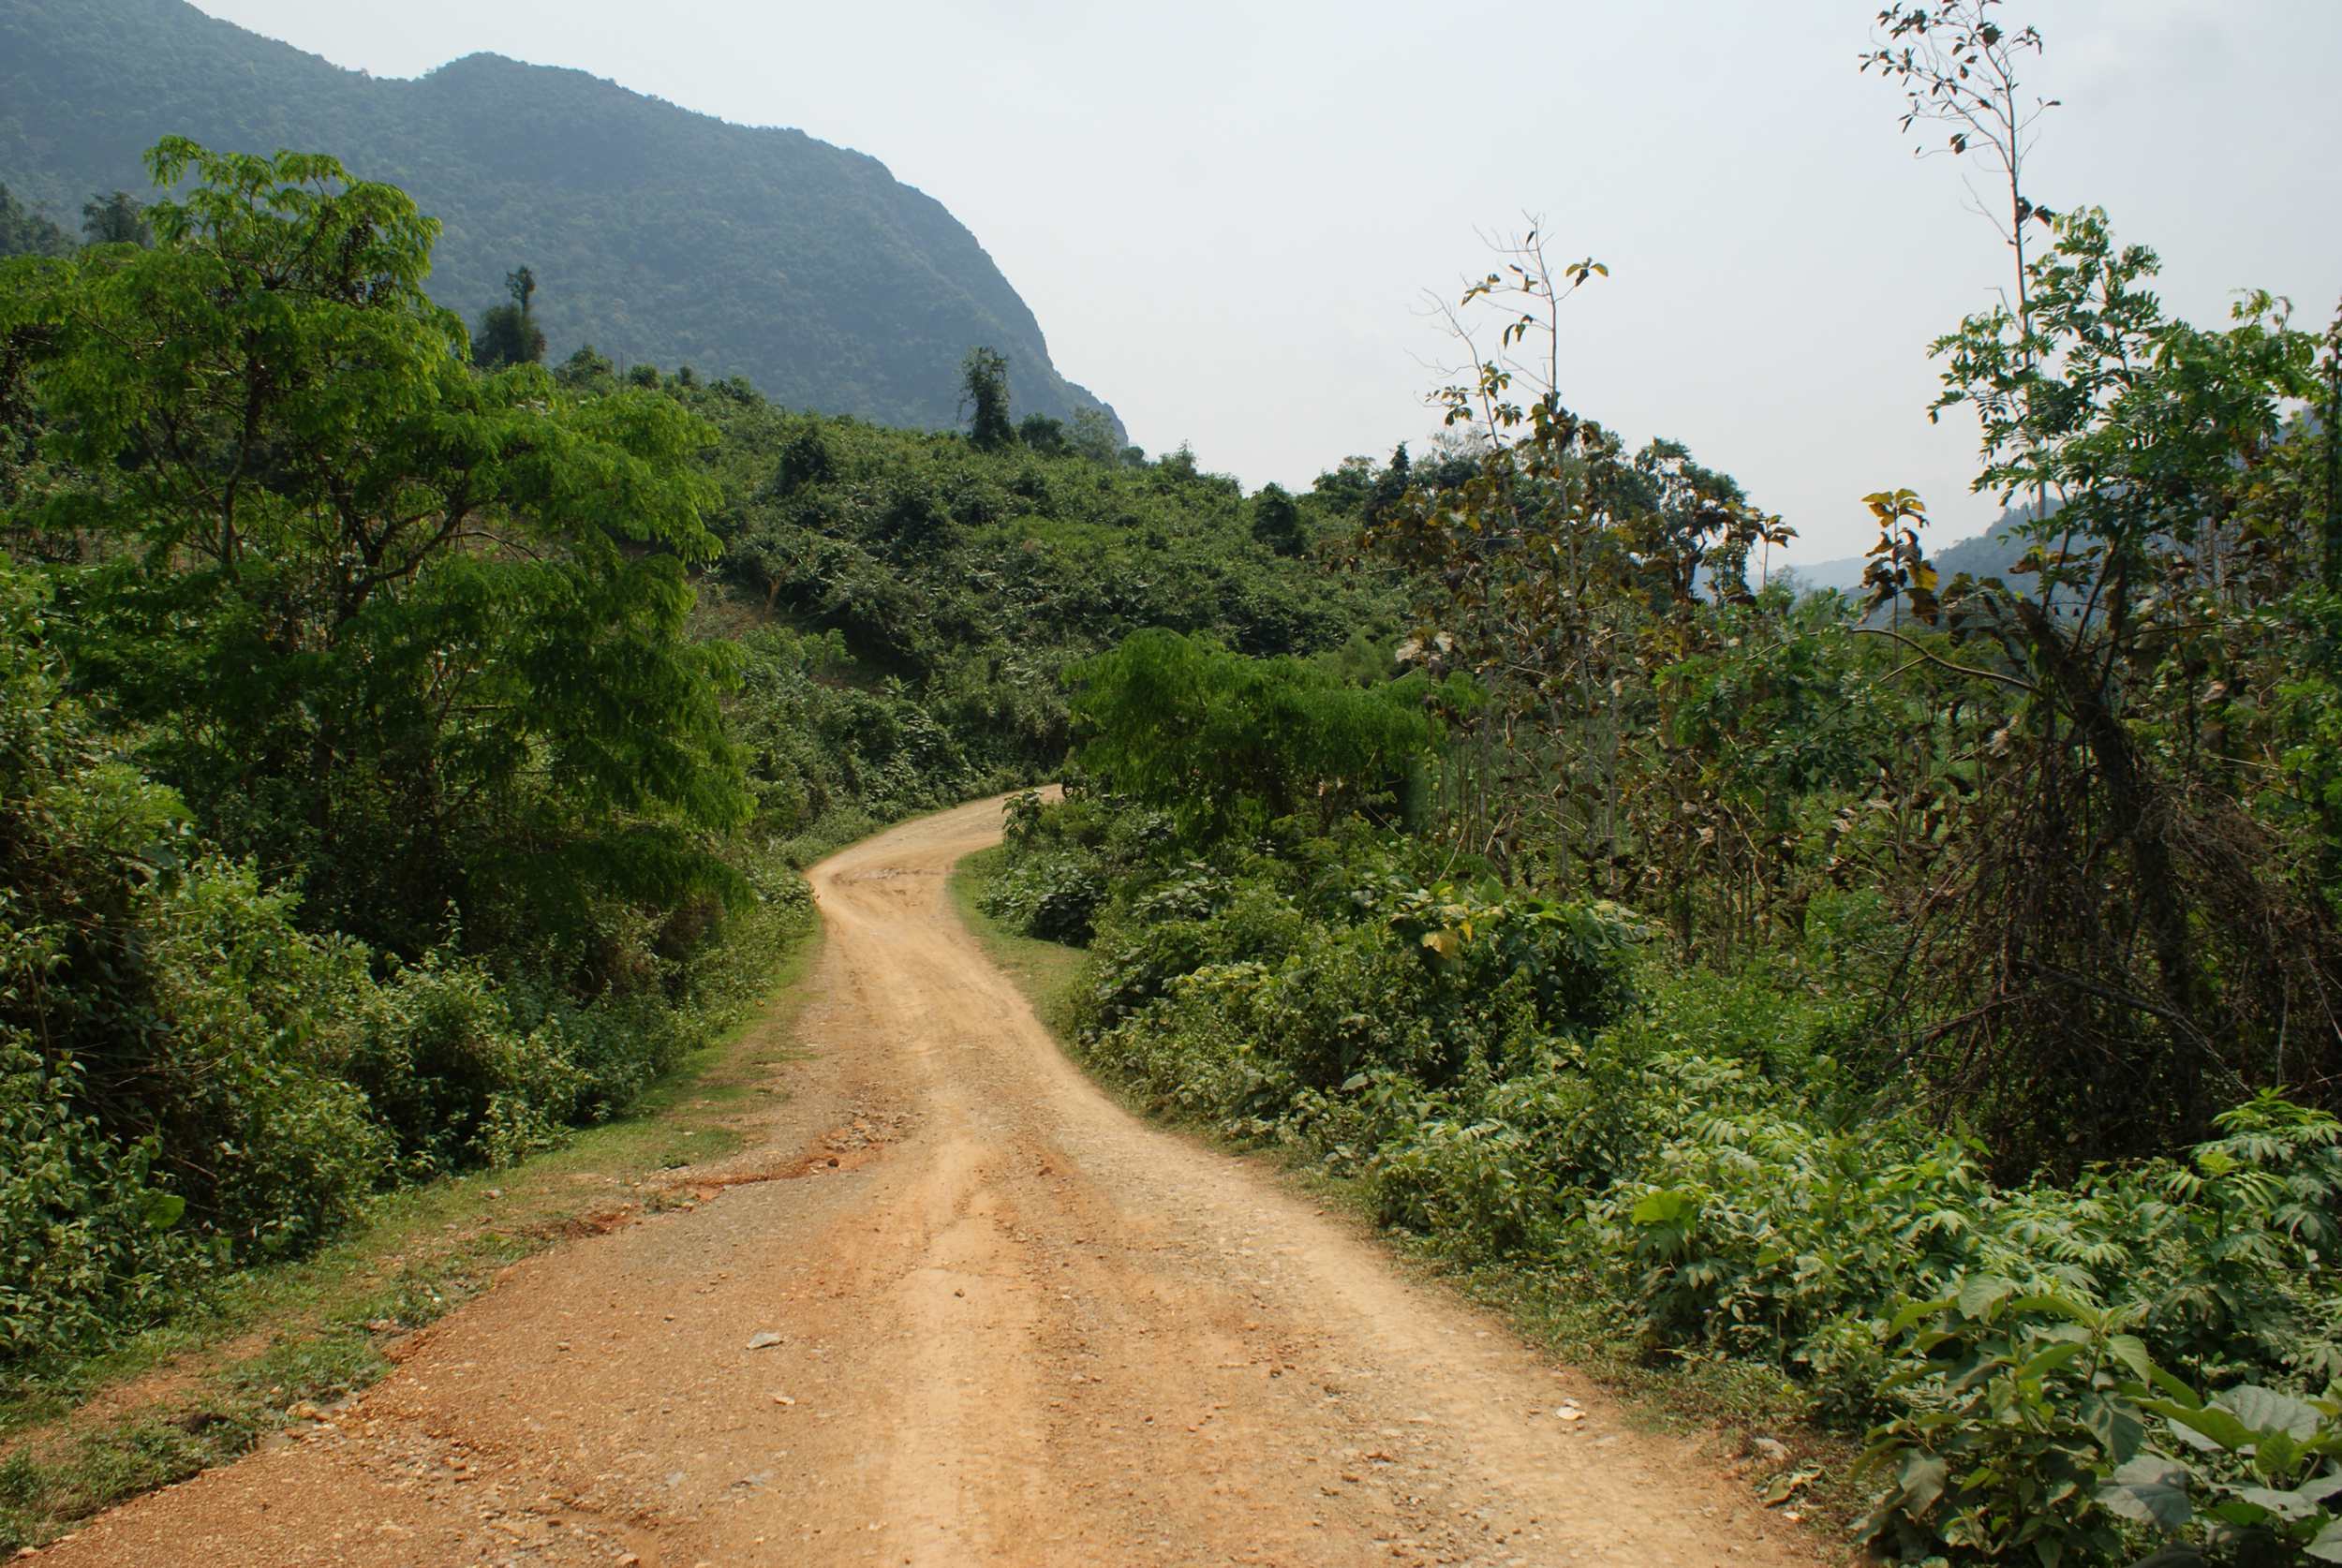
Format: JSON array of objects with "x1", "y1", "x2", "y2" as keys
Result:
[
  {"x1": 4, "y1": 1, "x2": 2340, "y2": 1561},
  {"x1": 978, "y1": 7, "x2": 2342, "y2": 1563},
  {"x1": 0, "y1": 134, "x2": 1364, "y2": 1387}
]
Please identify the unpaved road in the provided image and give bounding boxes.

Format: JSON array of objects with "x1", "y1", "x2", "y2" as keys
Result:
[{"x1": 38, "y1": 797, "x2": 1823, "y2": 1567}]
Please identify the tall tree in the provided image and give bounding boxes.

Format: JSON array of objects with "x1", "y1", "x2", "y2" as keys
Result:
[
  {"x1": 0, "y1": 185, "x2": 71, "y2": 259},
  {"x1": 1862, "y1": 1, "x2": 2058, "y2": 538},
  {"x1": 1251, "y1": 482, "x2": 1305, "y2": 557},
  {"x1": 473, "y1": 262, "x2": 547, "y2": 368},
  {"x1": 3, "y1": 140, "x2": 745, "y2": 955},
  {"x1": 79, "y1": 189, "x2": 150, "y2": 246},
  {"x1": 960, "y1": 346, "x2": 1014, "y2": 451},
  {"x1": 1856, "y1": 2, "x2": 2342, "y2": 1161}
]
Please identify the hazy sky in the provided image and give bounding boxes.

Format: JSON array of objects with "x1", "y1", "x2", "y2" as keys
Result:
[{"x1": 188, "y1": 0, "x2": 2341, "y2": 563}]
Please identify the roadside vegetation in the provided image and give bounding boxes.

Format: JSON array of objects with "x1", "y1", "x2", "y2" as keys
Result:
[
  {"x1": 0, "y1": 129, "x2": 1370, "y2": 1545},
  {"x1": 976, "y1": 7, "x2": 2342, "y2": 1564},
  {"x1": 5, "y1": 2, "x2": 2340, "y2": 1563},
  {"x1": 0, "y1": 928, "x2": 819, "y2": 1551}
]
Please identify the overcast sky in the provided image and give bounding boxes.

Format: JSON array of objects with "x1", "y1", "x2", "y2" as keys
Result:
[{"x1": 188, "y1": 0, "x2": 2341, "y2": 563}]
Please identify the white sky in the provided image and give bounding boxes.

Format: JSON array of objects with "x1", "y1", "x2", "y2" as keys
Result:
[{"x1": 188, "y1": 0, "x2": 2342, "y2": 563}]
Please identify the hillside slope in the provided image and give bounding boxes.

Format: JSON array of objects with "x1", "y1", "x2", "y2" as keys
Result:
[{"x1": 0, "y1": 0, "x2": 1119, "y2": 432}]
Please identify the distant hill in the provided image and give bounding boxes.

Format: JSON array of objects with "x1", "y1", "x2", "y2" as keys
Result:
[
  {"x1": 1780, "y1": 508, "x2": 2034, "y2": 598},
  {"x1": 0, "y1": 0, "x2": 1121, "y2": 436}
]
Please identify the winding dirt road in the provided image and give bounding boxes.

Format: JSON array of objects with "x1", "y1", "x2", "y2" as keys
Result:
[{"x1": 38, "y1": 798, "x2": 1822, "y2": 1567}]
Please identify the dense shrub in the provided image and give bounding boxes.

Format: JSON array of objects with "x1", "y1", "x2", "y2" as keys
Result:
[
  {"x1": 0, "y1": 555, "x2": 815, "y2": 1369},
  {"x1": 128, "y1": 860, "x2": 393, "y2": 1260},
  {"x1": 0, "y1": 1027, "x2": 196, "y2": 1365},
  {"x1": 994, "y1": 784, "x2": 2342, "y2": 1568},
  {"x1": 977, "y1": 850, "x2": 1106, "y2": 943}
]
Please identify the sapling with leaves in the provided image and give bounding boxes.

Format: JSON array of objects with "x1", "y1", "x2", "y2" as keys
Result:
[
  {"x1": 1861, "y1": 1, "x2": 2060, "y2": 395},
  {"x1": 1860, "y1": 0, "x2": 2062, "y2": 615},
  {"x1": 1854, "y1": 0, "x2": 2342, "y2": 1167},
  {"x1": 1368, "y1": 225, "x2": 1792, "y2": 929}
]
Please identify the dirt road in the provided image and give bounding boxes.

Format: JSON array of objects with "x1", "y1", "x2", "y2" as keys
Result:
[{"x1": 38, "y1": 797, "x2": 1822, "y2": 1567}]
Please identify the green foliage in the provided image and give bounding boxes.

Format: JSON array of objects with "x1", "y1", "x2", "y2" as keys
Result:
[
  {"x1": 5, "y1": 138, "x2": 749, "y2": 958},
  {"x1": 0, "y1": 1036, "x2": 195, "y2": 1366},
  {"x1": 1251, "y1": 482, "x2": 1306, "y2": 557},
  {"x1": 2108, "y1": 1383, "x2": 2342, "y2": 1567},
  {"x1": 977, "y1": 849, "x2": 1106, "y2": 944},
  {"x1": 0, "y1": 130, "x2": 1376, "y2": 1388},
  {"x1": 670, "y1": 381, "x2": 1396, "y2": 797},
  {"x1": 1017, "y1": 414, "x2": 1068, "y2": 455},
  {"x1": 0, "y1": 185, "x2": 69, "y2": 259},
  {"x1": 472, "y1": 263, "x2": 546, "y2": 369},
  {"x1": 125, "y1": 858, "x2": 392, "y2": 1260},
  {"x1": 1069, "y1": 630, "x2": 1438, "y2": 843},
  {"x1": 1881, "y1": 211, "x2": 2342, "y2": 1166},
  {"x1": 0, "y1": 140, "x2": 843, "y2": 1378},
  {"x1": 1856, "y1": 1285, "x2": 2154, "y2": 1566},
  {"x1": 1857, "y1": 1287, "x2": 2342, "y2": 1568},
  {"x1": 76, "y1": 191, "x2": 146, "y2": 247},
  {"x1": 996, "y1": 772, "x2": 2342, "y2": 1567},
  {"x1": 0, "y1": 561, "x2": 205, "y2": 1359},
  {"x1": 961, "y1": 347, "x2": 1015, "y2": 451}
]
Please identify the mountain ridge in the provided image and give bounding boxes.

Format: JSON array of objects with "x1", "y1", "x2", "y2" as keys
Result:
[{"x1": 0, "y1": 0, "x2": 1121, "y2": 436}]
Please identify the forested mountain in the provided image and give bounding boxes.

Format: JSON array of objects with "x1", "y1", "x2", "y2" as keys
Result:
[{"x1": 0, "y1": 0, "x2": 1120, "y2": 434}]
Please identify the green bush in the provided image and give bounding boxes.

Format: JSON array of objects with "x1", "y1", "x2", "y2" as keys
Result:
[
  {"x1": 1001, "y1": 780, "x2": 2342, "y2": 1568},
  {"x1": 1856, "y1": 1283, "x2": 2342, "y2": 1567},
  {"x1": 344, "y1": 955, "x2": 572, "y2": 1179},
  {"x1": 977, "y1": 849, "x2": 1106, "y2": 944},
  {"x1": 0, "y1": 1028, "x2": 197, "y2": 1365},
  {"x1": 130, "y1": 859, "x2": 392, "y2": 1261}
]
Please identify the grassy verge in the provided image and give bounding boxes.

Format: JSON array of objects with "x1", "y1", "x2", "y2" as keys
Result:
[
  {"x1": 0, "y1": 923, "x2": 825, "y2": 1553},
  {"x1": 944, "y1": 855, "x2": 1866, "y2": 1543},
  {"x1": 949, "y1": 844, "x2": 1089, "y2": 1035}
]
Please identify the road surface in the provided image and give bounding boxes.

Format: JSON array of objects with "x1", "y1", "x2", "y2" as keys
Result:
[{"x1": 37, "y1": 796, "x2": 1820, "y2": 1567}]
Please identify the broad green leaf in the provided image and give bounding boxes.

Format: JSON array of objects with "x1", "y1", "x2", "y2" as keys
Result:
[
  {"x1": 2234, "y1": 1485, "x2": 2322, "y2": 1521},
  {"x1": 1957, "y1": 1274, "x2": 2016, "y2": 1321},
  {"x1": 2143, "y1": 1398, "x2": 2256, "y2": 1454},
  {"x1": 1629, "y1": 1190, "x2": 1694, "y2": 1226},
  {"x1": 2109, "y1": 1337, "x2": 2201, "y2": 1406},
  {"x1": 2219, "y1": 1385, "x2": 2321, "y2": 1442},
  {"x1": 2098, "y1": 1456, "x2": 2191, "y2": 1530},
  {"x1": 1890, "y1": 1295, "x2": 1950, "y2": 1335},
  {"x1": 2079, "y1": 1392, "x2": 2146, "y2": 1463},
  {"x1": 2256, "y1": 1431, "x2": 2305, "y2": 1478},
  {"x1": 1900, "y1": 1452, "x2": 1949, "y2": 1516},
  {"x1": 2024, "y1": 1340, "x2": 2088, "y2": 1377}
]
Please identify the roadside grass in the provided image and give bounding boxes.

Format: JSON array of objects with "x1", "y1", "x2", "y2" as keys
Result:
[
  {"x1": 945, "y1": 857, "x2": 1868, "y2": 1546},
  {"x1": 949, "y1": 844, "x2": 1088, "y2": 1036},
  {"x1": 0, "y1": 925, "x2": 824, "y2": 1554}
]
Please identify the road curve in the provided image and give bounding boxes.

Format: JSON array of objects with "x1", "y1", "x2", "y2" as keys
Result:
[{"x1": 36, "y1": 795, "x2": 1821, "y2": 1567}]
